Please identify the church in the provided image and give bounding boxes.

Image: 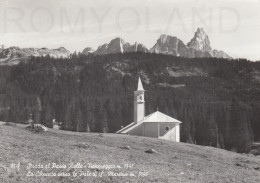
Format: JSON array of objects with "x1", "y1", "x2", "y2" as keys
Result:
[{"x1": 116, "y1": 77, "x2": 182, "y2": 142}]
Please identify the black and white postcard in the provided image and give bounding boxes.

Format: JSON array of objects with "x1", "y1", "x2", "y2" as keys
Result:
[{"x1": 0, "y1": 0, "x2": 259, "y2": 182}]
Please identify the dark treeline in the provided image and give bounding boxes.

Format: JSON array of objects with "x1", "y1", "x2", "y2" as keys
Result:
[{"x1": 0, "y1": 53, "x2": 260, "y2": 153}]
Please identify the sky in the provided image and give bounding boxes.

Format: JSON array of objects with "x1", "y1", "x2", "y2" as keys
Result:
[{"x1": 0, "y1": 0, "x2": 260, "y2": 61}]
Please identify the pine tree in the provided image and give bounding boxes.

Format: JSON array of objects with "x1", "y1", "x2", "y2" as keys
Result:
[
  {"x1": 228, "y1": 98, "x2": 252, "y2": 152},
  {"x1": 94, "y1": 101, "x2": 104, "y2": 132}
]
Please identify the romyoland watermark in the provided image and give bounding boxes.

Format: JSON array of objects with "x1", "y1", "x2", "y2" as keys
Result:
[{"x1": 0, "y1": 5, "x2": 241, "y2": 34}]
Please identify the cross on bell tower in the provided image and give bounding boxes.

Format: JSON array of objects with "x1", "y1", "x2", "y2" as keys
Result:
[{"x1": 134, "y1": 77, "x2": 145, "y2": 124}]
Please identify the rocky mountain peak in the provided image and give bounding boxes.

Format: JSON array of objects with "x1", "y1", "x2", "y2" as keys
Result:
[
  {"x1": 133, "y1": 43, "x2": 148, "y2": 53},
  {"x1": 150, "y1": 34, "x2": 186, "y2": 56},
  {"x1": 1, "y1": 27, "x2": 231, "y2": 66},
  {"x1": 110, "y1": 37, "x2": 124, "y2": 43},
  {"x1": 94, "y1": 37, "x2": 125, "y2": 55},
  {"x1": 157, "y1": 34, "x2": 180, "y2": 44},
  {"x1": 93, "y1": 37, "x2": 148, "y2": 55},
  {"x1": 187, "y1": 27, "x2": 212, "y2": 53},
  {"x1": 109, "y1": 37, "x2": 125, "y2": 53},
  {"x1": 159, "y1": 34, "x2": 170, "y2": 44},
  {"x1": 82, "y1": 47, "x2": 95, "y2": 55},
  {"x1": 56, "y1": 47, "x2": 68, "y2": 52},
  {"x1": 83, "y1": 28, "x2": 229, "y2": 58}
]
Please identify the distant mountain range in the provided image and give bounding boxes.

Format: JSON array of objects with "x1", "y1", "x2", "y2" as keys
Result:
[
  {"x1": 0, "y1": 46, "x2": 70, "y2": 65},
  {"x1": 149, "y1": 28, "x2": 230, "y2": 59},
  {"x1": 0, "y1": 28, "x2": 231, "y2": 65},
  {"x1": 83, "y1": 28, "x2": 231, "y2": 59}
]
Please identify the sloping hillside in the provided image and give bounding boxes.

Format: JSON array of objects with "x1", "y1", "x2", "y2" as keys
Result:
[
  {"x1": 0, "y1": 124, "x2": 259, "y2": 183},
  {"x1": 0, "y1": 53, "x2": 260, "y2": 153}
]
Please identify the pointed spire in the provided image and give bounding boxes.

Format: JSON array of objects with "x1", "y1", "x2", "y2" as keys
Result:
[{"x1": 137, "y1": 77, "x2": 144, "y2": 91}]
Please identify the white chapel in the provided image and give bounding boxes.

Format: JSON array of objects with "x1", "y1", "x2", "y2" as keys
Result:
[{"x1": 116, "y1": 77, "x2": 182, "y2": 142}]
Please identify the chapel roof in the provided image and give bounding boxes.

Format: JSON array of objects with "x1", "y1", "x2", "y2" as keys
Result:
[
  {"x1": 116, "y1": 111, "x2": 181, "y2": 134},
  {"x1": 141, "y1": 111, "x2": 182, "y2": 123}
]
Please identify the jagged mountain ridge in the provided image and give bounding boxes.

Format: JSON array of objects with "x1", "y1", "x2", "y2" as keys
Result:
[
  {"x1": 149, "y1": 28, "x2": 230, "y2": 58},
  {"x1": 149, "y1": 34, "x2": 188, "y2": 56},
  {"x1": 94, "y1": 38, "x2": 148, "y2": 55},
  {"x1": 149, "y1": 34, "x2": 212, "y2": 58},
  {"x1": 0, "y1": 28, "x2": 231, "y2": 65},
  {"x1": 82, "y1": 28, "x2": 231, "y2": 59},
  {"x1": 187, "y1": 28, "x2": 231, "y2": 59},
  {"x1": 0, "y1": 46, "x2": 70, "y2": 65},
  {"x1": 187, "y1": 28, "x2": 212, "y2": 53}
]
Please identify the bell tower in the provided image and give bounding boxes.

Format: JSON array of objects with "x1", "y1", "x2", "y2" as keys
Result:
[{"x1": 134, "y1": 77, "x2": 145, "y2": 124}]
